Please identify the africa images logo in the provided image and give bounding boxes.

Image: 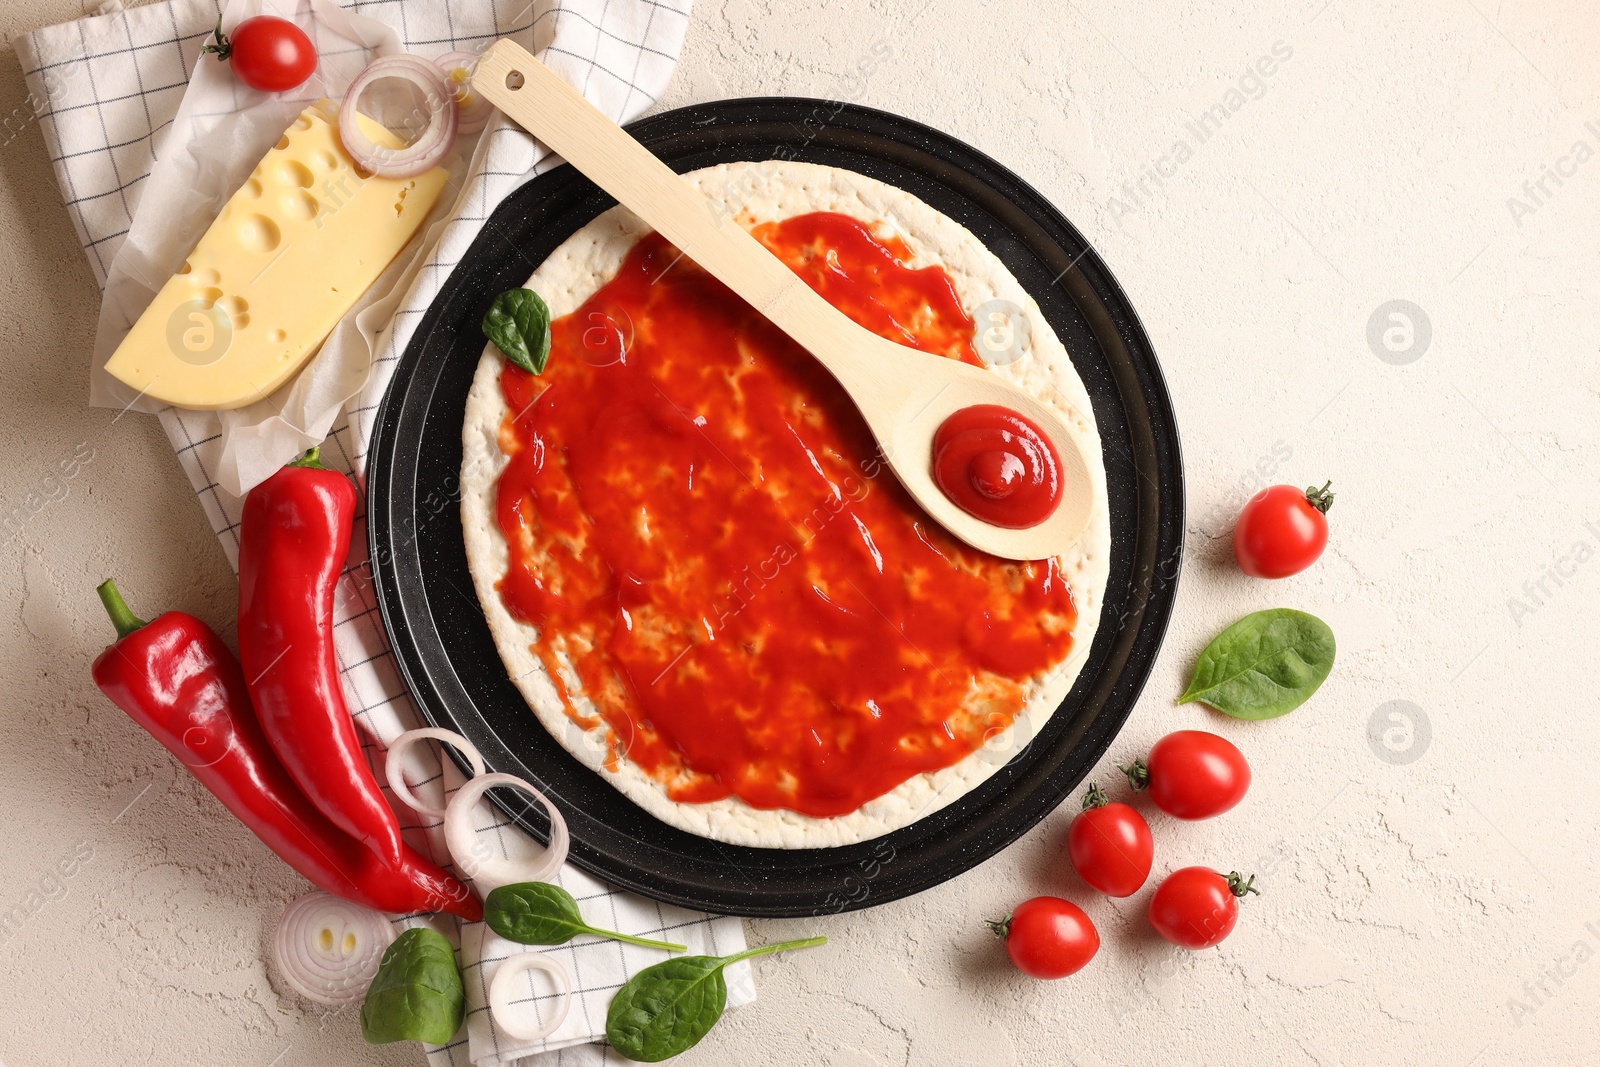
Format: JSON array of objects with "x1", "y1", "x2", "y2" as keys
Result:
[
  {"x1": 165, "y1": 297, "x2": 235, "y2": 366},
  {"x1": 1106, "y1": 40, "x2": 1294, "y2": 221},
  {"x1": 1505, "y1": 118, "x2": 1600, "y2": 228},
  {"x1": 1505, "y1": 521, "x2": 1600, "y2": 626}
]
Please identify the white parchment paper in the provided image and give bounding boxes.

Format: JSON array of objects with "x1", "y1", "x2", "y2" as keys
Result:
[{"x1": 88, "y1": 0, "x2": 471, "y2": 496}]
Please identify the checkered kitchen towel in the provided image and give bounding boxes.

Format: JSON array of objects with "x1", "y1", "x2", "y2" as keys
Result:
[{"x1": 15, "y1": 1, "x2": 757, "y2": 1064}]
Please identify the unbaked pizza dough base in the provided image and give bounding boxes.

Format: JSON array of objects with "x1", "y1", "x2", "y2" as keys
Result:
[{"x1": 460, "y1": 161, "x2": 1111, "y2": 849}]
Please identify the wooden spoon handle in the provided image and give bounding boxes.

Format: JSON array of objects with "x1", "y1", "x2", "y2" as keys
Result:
[{"x1": 473, "y1": 41, "x2": 857, "y2": 374}]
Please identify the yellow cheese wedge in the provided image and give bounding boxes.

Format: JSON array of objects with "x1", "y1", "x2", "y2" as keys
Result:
[{"x1": 105, "y1": 103, "x2": 449, "y2": 410}]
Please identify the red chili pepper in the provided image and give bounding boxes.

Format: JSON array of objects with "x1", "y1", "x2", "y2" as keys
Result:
[
  {"x1": 238, "y1": 448, "x2": 407, "y2": 865},
  {"x1": 91, "y1": 580, "x2": 481, "y2": 921}
]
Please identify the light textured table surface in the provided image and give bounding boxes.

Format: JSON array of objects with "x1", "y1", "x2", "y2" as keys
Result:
[{"x1": 2, "y1": 1, "x2": 1596, "y2": 1064}]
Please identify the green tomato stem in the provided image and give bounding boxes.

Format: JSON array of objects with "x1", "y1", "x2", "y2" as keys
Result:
[
  {"x1": 1226, "y1": 871, "x2": 1260, "y2": 898},
  {"x1": 583, "y1": 926, "x2": 687, "y2": 952},
  {"x1": 1120, "y1": 759, "x2": 1150, "y2": 792},
  {"x1": 1304, "y1": 480, "x2": 1334, "y2": 513},
  {"x1": 719, "y1": 935, "x2": 827, "y2": 968},
  {"x1": 200, "y1": 18, "x2": 233, "y2": 61}
]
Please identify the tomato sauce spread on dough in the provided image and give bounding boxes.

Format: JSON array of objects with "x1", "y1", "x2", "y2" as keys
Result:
[{"x1": 493, "y1": 211, "x2": 1078, "y2": 818}]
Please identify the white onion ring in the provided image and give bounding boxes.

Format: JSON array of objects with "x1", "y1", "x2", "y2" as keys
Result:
[
  {"x1": 435, "y1": 51, "x2": 493, "y2": 135},
  {"x1": 385, "y1": 727, "x2": 487, "y2": 819},
  {"x1": 489, "y1": 951, "x2": 572, "y2": 1042},
  {"x1": 443, "y1": 772, "x2": 570, "y2": 893},
  {"x1": 338, "y1": 53, "x2": 459, "y2": 179},
  {"x1": 273, "y1": 892, "x2": 394, "y2": 1007}
]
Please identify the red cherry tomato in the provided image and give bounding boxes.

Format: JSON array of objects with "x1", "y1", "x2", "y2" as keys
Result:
[
  {"x1": 1232, "y1": 481, "x2": 1333, "y2": 578},
  {"x1": 1125, "y1": 730, "x2": 1250, "y2": 820},
  {"x1": 988, "y1": 896, "x2": 1099, "y2": 979},
  {"x1": 1067, "y1": 783, "x2": 1153, "y2": 897},
  {"x1": 1148, "y1": 867, "x2": 1257, "y2": 949},
  {"x1": 205, "y1": 16, "x2": 318, "y2": 93}
]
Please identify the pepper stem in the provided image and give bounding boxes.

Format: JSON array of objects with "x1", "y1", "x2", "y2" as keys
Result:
[
  {"x1": 583, "y1": 925, "x2": 686, "y2": 952},
  {"x1": 1305, "y1": 480, "x2": 1335, "y2": 514},
  {"x1": 719, "y1": 935, "x2": 828, "y2": 967},
  {"x1": 96, "y1": 579, "x2": 147, "y2": 639},
  {"x1": 287, "y1": 446, "x2": 326, "y2": 470},
  {"x1": 1225, "y1": 871, "x2": 1260, "y2": 898}
]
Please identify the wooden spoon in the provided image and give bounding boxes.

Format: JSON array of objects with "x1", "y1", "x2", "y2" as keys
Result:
[{"x1": 473, "y1": 40, "x2": 1093, "y2": 560}]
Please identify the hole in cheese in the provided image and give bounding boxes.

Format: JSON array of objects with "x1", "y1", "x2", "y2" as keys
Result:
[
  {"x1": 238, "y1": 214, "x2": 281, "y2": 254},
  {"x1": 284, "y1": 191, "x2": 319, "y2": 221},
  {"x1": 277, "y1": 160, "x2": 314, "y2": 188},
  {"x1": 393, "y1": 181, "x2": 415, "y2": 217}
]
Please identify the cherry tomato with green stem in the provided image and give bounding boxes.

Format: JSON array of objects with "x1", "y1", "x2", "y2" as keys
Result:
[
  {"x1": 1233, "y1": 481, "x2": 1334, "y2": 578},
  {"x1": 1148, "y1": 868, "x2": 1258, "y2": 949},
  {"x1": 1067, "y1": 782, "x2": 1153, "y2": 897},
  {"x1": 987, "y1": 896, "x2": 1099, "y2": 979},
  {"x1": 203, "y1": 16, "x2": 318, "y2": 93},
  {"x1": 1123, "y1": 730, "x2": 1250, "y2": 820}
]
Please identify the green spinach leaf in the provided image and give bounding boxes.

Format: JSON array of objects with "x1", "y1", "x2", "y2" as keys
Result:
[
  {"x1": 360, "y1": 927, "x2": 465, "y2": 1045},
  {"x1": 481, "y1": 287, "x2": 552, "y2": 374},
  {"x1": 485, "y1": 882, "x2": 685, "y2": 951},
  {"x1": 1178, "y1": 608, "x2": 1336, "y2": 719},
  {"x1": 606, "y1": 936, "x2": 826, "y2": 1062}
]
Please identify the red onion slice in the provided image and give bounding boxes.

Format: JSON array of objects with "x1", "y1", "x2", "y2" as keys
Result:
[
  {"x1": 436, "y1": 51, "x2": 493, "y2": 135},
  {"x1": 338, "y1": 53, "x2": 459, "y2": 179},
  {"x1": 443, "y1": 772, "x2": 570, "y2": 893},
  {"x1": 386, "y1": 726, "x2": 487, "y2": 819},
  {"x1": 489, "y1": 951, "x2": 572, "y2": 1042},
  {"x1": 273, "y1": 892, "x2": 394, "y2": 1006}
]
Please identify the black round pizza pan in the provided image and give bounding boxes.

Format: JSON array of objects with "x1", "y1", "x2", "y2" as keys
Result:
[{"x1": 367, "y1": 98, "x2": 1183, "y2": 918}]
